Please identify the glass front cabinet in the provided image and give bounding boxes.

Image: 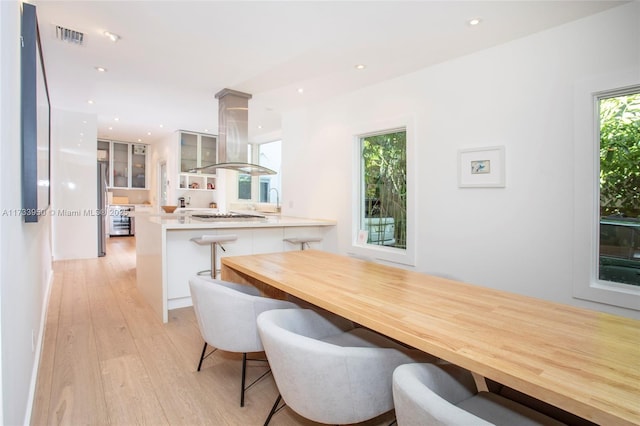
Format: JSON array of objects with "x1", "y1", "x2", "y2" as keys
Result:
[
  {"x1": 179, "y1": 131, "x2": 217, "y2": 190},
  {"x1": 180, "y1": 132, "x2": 198, "y2": 173},
  {"x1": 112, "y1": 142, "x2": 129, "y2": 188},
  {"x1": 99, "y1": 139, "x2": 148, "y2": 189},
  {"x1": 131, "y1": 144, "x2": 147, "y2": 188},
  {"x1": 180, "y1": 131, "x2": 217, "y2": 173}
]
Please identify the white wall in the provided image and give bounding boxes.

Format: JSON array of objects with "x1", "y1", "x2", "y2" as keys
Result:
[
  {"x1": 51, "y1": 109, "x2": 98, "y2": 260},
  {"x1": 282, "y1": 2, "x2": 640, "y2": 318},
  {"x1": 148, "y1": 131, "x2": 178, "y2": 211},
  {"x1": 0, "y1": 1, "x2": 53, "y2": 424}
]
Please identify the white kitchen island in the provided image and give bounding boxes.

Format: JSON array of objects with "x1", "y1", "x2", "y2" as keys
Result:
[{"x1": 135, "y1": 213, "x2": 336, "y2": 322}]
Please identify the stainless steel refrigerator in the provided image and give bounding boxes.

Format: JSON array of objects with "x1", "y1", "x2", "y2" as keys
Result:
[{"x1": 97, "y1": 161, "x2": 108, "y2": 256}]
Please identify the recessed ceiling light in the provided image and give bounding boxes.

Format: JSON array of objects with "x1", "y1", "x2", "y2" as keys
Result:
[
  {"x1": 257, "y1": 125, "x2": 263, "y2": 129},
  {"x1": 159, "y1": 124, "x2": 164, "y2": 128},
  {"x1": 137, "y1": 138, "x2": 142, "y2": 142},
  {"x1": 204, "y1": 129, "x2": 209, "y2": 133},
  {"x1": 468, "y1": 18, "x2": 482, "y2": 26},
  {"x1": 108, "y1": 126, "x2": 113, "y2": 130},
  {"x1": 297, "y1": 88, "x2": 304, "y2": 94},
  {"x1": 87, "y1": 99, "x2": 94, "y2": 104},
  {"x1": 355, "y1": 64, "x2": 366, "y2": 70},
  {"x1": 147, "y1": 132, "x2": 152, "y2": 136},
  {"x1": 104, "y1": 31, "x2": 121, "y2": 42},
  {"x1": 95, "y1": 66, "x2": 107, "y2": 72}
]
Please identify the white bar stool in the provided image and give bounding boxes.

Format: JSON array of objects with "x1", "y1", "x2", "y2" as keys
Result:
[
  {"x1": 283, "y1": 236, "x2": 322, "y2": 251},
  {"x1": 190, "y1": 234, "x2": 237, "y2": 278}
]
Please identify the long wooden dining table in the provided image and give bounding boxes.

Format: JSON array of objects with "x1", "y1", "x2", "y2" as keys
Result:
[{"x1": 221, "y1": 249, "x2": 640, "y2": 425}]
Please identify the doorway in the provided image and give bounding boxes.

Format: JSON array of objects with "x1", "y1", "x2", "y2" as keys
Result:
[{"x1": 159, "y1": 161, "x2": 167, "y2": 206}]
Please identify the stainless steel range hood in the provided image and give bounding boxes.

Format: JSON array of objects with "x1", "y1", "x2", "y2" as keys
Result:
[{"x1": 189, "y1": 88, "x2": 275, "y2": 176}]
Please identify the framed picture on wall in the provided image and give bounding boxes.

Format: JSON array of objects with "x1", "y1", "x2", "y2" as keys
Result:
[
  {"x1": 458, "y1": 146, "x2": 505, "y2": 188},
  {"x1": 21, "y1": 2, "x2": 51, "y2": 223}
]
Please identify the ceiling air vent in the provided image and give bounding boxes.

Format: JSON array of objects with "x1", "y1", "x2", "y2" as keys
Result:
[{"x1": 55, "y1": 25, "x2": 84, "y2": 45}]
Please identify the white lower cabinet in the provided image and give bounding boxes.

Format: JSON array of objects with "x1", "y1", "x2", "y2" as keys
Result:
[{"x1": 165, "y1": 227, "x2": 287, "y2": 305}]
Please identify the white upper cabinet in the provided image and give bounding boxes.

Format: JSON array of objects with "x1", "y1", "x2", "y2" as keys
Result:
[
  {"x1": 112, "y1": 142, "x2": 129, "y2": 188},
  {"x1": 131, "y1": 144, "x2": 147, "y2": 188},
  {"x1": 98, "y1": 139, "x2": 148, "y2": 189},
  {"x1": 180, "y1": 131, "x2": 217, "y2": 173},
  {"x1": 178, "y1": 131, "x2": 217, "y2": 191}
]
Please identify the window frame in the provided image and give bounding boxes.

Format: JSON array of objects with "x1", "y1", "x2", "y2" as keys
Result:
[
  {"x1": 573, "y1": 73, "x2": 640, "y2": 311},
  {"x1": 351, "y1": 118, "x2": 416, "y2": 266},
  {"x1": 257, "y1": 140, "x2": 282, "y2": 205}
]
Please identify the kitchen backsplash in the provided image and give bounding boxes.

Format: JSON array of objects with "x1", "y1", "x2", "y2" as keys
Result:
[
  {"x1": 109, "y1": 188, "x2": 215, "y2": 207},
  {"x1": 174, "y1": 188, "x2": 216, "y2": 208},
  {"x1": 110, "y1": 189, "x2": 150, "y2": 204}
]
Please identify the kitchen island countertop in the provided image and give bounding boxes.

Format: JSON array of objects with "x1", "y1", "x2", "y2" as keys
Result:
[{"x1": 146, "y1": 214, "x2": 336, "y2": 229}]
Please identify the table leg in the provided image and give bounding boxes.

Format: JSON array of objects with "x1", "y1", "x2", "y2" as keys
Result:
[{"x1": 472, "y1": 372, "x2": 489, "y2": 392}]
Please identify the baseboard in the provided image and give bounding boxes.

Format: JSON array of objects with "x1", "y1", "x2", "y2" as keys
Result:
[{"x1": 23, "y1": 265, "x2": 54, "y2": 426}]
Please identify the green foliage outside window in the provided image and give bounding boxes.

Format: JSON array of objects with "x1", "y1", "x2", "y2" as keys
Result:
[
  {"x1": 600, "y1": 93, "x2": 640, "y2": 218},
  {"x1": 599, "y1": 91, "x2": 640, "y2": 287},
  {"x1": 361, "y1": 130, "x2": 407, "y2": 249}
]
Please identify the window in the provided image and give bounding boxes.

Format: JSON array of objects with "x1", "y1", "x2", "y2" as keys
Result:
[
  {"x1": 598, "y1": 90, "x2": 640, "y2": 287},
  {"x1": 258, "y1": 140, "x2": 281, "y2": 206},
  {"x1": 360, "y1": 129, "x2": 407, "y2": 248},
  {"x1": 351, "y1": 122, "x2": 415, "y2": 266},
  {"x1": 237, "y1": 144, "x2": 253, "y2": 200},
  {"x1": 238, "y1": 175, "x2": 252, "y2": 200},
  {"x1": 236, "y1": 140, "x2": 282, "y2": 204},
  {"x1": 572, "y1": 75, "x2": 640, "y2": 311}
]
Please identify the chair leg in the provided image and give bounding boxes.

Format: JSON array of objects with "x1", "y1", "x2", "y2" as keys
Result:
[
  {"x1": 241, "y1": 353, "x2": 247, "y2": 407},
  {"x1": 197, "y1": 341, "x2": 218, "y2": 371},
  {"x1": 264, "y1": 394, "x2": 283, "y2": 426},
  {"x1": 197, "y1": 342, "x2": 207, "y2": 371},
  {"x1": 239, "y1": 354, "x2": 271, "y2": 407}
]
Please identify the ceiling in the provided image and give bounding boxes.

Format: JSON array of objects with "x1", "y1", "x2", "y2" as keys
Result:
[{"x1": 33, "y1": 0, "x2": 625, "y2": 144}]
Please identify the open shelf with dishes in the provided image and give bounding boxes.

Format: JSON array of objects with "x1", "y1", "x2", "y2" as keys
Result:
[{"x1": 178, "y1": 173, "x2": 216, "y2": 191}]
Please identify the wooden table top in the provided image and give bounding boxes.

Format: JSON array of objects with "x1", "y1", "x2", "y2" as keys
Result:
[{"x1": 221, "y1": 250, "x2": 640, "y2": 425}]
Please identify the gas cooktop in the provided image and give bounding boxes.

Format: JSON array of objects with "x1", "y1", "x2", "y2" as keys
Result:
[{"x1": 191, "y1": 212, "x2": 266, "y2": 221}]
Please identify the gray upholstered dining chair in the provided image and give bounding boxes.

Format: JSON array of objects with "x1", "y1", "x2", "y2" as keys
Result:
[
  {"x1": 392, "y1": 363, "x2": 566, "y2": 426},
  {"x1": 256, "y1": 308, "x2": 437, "y2": 425},
  {"x1": 188, "y1": 275, "x2": 299, "y2": 407}
]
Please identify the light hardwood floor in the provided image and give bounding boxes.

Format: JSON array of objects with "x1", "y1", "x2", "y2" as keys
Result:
[{"x1": 30, "y1": 237, "x2": 395, "y2": 425}]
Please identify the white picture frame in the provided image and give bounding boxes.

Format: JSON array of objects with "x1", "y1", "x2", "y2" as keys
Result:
[{"x1": 458, "y1": 146, "x2": 505, "y2": 188}]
